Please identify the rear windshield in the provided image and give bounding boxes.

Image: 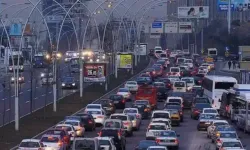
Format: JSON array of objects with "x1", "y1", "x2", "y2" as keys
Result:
[
  {"x1": 170, "y1": 68, "x2": 179, "y2": 72},
  {"x1": 65, "y1": 121, "x2": 79, "y2": 126},
  {"x1": 87, "y1": 110, "x2": 101, "y2": 115},
  {"x1": 99, "y1": 140, "x2": 111, "y2": 146},
  {"x1": 222, "y1": 142, "x2": 242, "y2": 148},
  {"x1": 87, "y1": 105, "x2": 100, "y2": 109},
  {"x1": 55, "y1": 126, "x2": 72, "y2": 131},
  {"x1": 177, "y1": 59, "x2": 185, "y2": 63},
  {"x1": 74, "y1": 139, "x2": 96, "y2": 150},
  {"x1": 204, "y1": 109, "x2": 217, "y2": 114},
  {"x1": 174, "y1": 82, "x2": 185, "y2": 87},
  {"x1": 104, "y1": 121, "x2": 121, "y2": 128},
  {"x1": 149, "y1": 125, "x2": 166, "y2": 130},
  {"x1": 168, "y1": 99, "x2": 181, "y2": 103},
  {"x1": 124, "y1": 109, "x2": 137, "y2": 114},
  {"x1": 155, "y1": 51, "x2": 162, "y2": 53},
  {"x1": 19, "y1": 142, "x2": 41, "y2": 148},
  {"x1": 160, "y1": 54, "x2": 167, "y2": 57},
  {"x1": 182, "y1": 78, "x2": 194, "y2": 83},
  {"x1": 153, "y1": 112, "x2": 170, "y2": 119},
  {"x1": 41, "y1": 137, "x2": 59, "y2": 143},
  {"x1": 109, "y1": 95, "x2": 123, "y2": 100},
  {"x1": 110, "y1": 115, "x2": 127, "y2": 120},
  {"x1": 118, "y1": 88, "x2": 129, "y2": 92}
]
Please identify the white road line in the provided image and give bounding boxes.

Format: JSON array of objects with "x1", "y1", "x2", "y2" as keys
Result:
[
  {"x1": 49, "y1": 91, "x2": 52, "y2": 94},
  {"x1": 34, "y1": 97, "x2": 38, "y2": 99},
  {"x1": 25, "y1": 101, "x2": 30, "y2": 103},
  {"x1": 11, "y1": 95, "x2": 14, "y2": 98},
  {"x1": 19, "y1": 92, "x2": 23, "y2": 95},
  {"x1": 27, "y1": 89, "x2": 31, "y2": 92},
  {"x1": 9, "y1": 58, "x2": 152, "y2": 150},
  {"x1": 5, "y1": 109, "x2": 10, "y2": 112},
  {"x1": 36, "y1": 87, "x2": 39, "y2": 88}
]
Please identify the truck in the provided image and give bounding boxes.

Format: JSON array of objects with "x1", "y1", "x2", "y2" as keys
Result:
[
  {"x1": 33, "y1": 52, "x2": 49, "y2": 68},
  {"x1": 135, "y1": 84, "x2": 157, "y2": 109}
]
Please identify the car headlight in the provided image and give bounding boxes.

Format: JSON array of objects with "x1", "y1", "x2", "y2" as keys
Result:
[
  {"x1": 20, "y1": 66, "x2": 23, "y2": 69},
  {"x1": 18, "y1": 78, "x2": 22, "y2": 80},
  {"x1": 9, "y1": 67, "x2": 13, "y2": 70},
  {"x1": 11, "y1": 78, "x2": 14, "y2": 81},
  {"x1": 62, "y1": 83, "x2": 65, "y2": 86},
  {"x1": 41, "y1": 73, "x2": 45, "y2": 77},
  {"x1": 72, "y1": 83, "x2": 75, "y2": 86}
]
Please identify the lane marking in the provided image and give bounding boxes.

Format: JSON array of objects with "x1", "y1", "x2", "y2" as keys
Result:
[
  {"x1": 41, "y1": 94, "x2": 46, "y2": 97},
  {"x1": 5, "y1": 109, "x2": 10, "y2": 112},
  {"x1": 34, "y1": 97, "x2": 38, "y2": 99},
  {"x1": 11, "y1": 95, "x2": 14, "y2": 98},
  {"x1": 25, "y1": 101, "x2": 30, "y2": 103},
  {"x1": 19, "y1": 92, "x2": 23, "y2": 95},
  {"x1": 27, "y1": 89, "x2": 31, "y2": 92}
]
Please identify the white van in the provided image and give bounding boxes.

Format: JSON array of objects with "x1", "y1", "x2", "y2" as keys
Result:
[{"x1": 173, "y1": 81, "x2": 186, "y2": 92}]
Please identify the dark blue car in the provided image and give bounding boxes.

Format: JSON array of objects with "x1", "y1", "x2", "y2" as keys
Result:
[{"x1": 61, "y1": 76, "x2": 77, "y2": 89}]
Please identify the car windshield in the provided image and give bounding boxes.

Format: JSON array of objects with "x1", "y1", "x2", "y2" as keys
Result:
[
  {"x1": 147, "y1": 68, "x2": 155, "y2": 72},
  {"x1": 110, "y1": 115, "x2": 127, "y2": 121},
  {"x1": 170, "y1": 68, "x2": 179, "y2": 72},
  {"x1": 74, "y1": 140, "x2": 95, "y2": 150},
  {"x1": 174, "y1": 82, "x2": 185, "y2": 87},
  {"x1": 149, "y1": 125, "x2": 165, "y2": 130},
  {"x1": 87, "y1": 105, "x2": 100, "y2": 109},
  {"x1": 177, "y1": 59, "x2": 185, "y2": 63},
  {"x1": 41, "y1": 137, "x2": 59, "y2": 143},
  {"x1": 217, "y1": 126, "x2": 235, "y2": 131},
  {"x1": 195, "y1": 103, "x2": 211, "y2": 109},
  {"x1": 104, "y1": 121, "x2": 121, "y2": 128},
  {"x1": 196, "y1": 98, "x2": 209, "y2": 103},
  {"x1": 153, "y1": 112, "x2": 170, "y2": 119},
  {"x1": 154, "y1": 67, "x2": 161, "y2": 71},
  {"x1": 55, "y1": 126, "x2": 72, "y2": 131},
  {"x1": 159, "y1": 131, "x2": 176, "y2": 137},
  {"x1": 99, "y1": 140, "x2": 110, "y2": 145},
  {"x1": 86, "y1": 110, "x2": 101, "y2": 115},
  {"x1": 204, "y1": 109, "x2": 217, "y2": 113},
  {"x1": 185, "y1": 60, "x2": 192, "y2": 63},
  {"x1": 166, "y1": 109, "x2": 179, "y2": 114},
  {"x1": 166, "y1": 105, "x2": 181, "y2": 110},
  {"x1": 169, "y1": 92, "x2": 183, "y2": 97},
  {"x1": 181, "y1": 78, "x2": 194, "y2": 83},
  {"x1": 64, "y1": 121, "x2": 79, "y2": 126},
  {"x1": 138, "y1": 141, "x2": 157, "y2": 148},
  {"x1": 155, "y1": 51, "x2": 162, "y2": 53},
  {"x1": 199, "y1": 114, "x2": 216, "y2": 119},
  {"x1": 128, "y1": 115, "x2": 136, "y2": 120},
  {"x1": 118, "y1": 88, "x2": 129, "y2": 92},
  {"x1": 220, "y1": 132, "x2": 237, "y2": 138},
  {"x1": 160, "y1": 54, "x2": 167, "y2": 57},
  {"x1": 154, "y1": 83, "x2": 165, "y2": 86},
  {"x1": 63, "y1": 77, "x2": 74, "y2": 82},
  {"x1": 214, "y1": 122, "x2": 228, "y2": 126},
  {"x1": 222, "y1": 142, "x2": 242, "y2": 147},
  {"x1": 124, "y1": 109, "x2": 137, "y2": 114},
  {"x1": 19, "y1": 142, "x2": 40, "y2": 148},
  {"x1": 168, "y1": 99, "x2": 181, "y2": 103},
  {"x1": 109, "y1": 95, "x2": 123, "y2": 100},
  {"x1": 127, "y1": 81, "x2": 136, "y2": 85}
]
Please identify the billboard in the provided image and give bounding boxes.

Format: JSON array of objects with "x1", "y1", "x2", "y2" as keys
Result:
[
  {"x1": 217, "y1": 0, "x2": 250, "y2": 11},
  {"x1": 138, "y1": 43, "x2": 147, "y2": 55},
  {"x1": 179, "y1": 22, "x2": 192, "y2": 33},
  {"x1": 9, "y1": 23, "x2": 22, "y2": 36},
  {"x1": 151, "y1": 22, "x2": 163, "y2": 33},
  {"x1": 83, "y1": 63, "x2": 107, "y2": 82},
  {"x1": 164, "y1": 22, "x2": 178, "y2": 33},
  {"x1": 117, "y1": 54, "x2": 132, "y2": 69},
  {"x1": 178, "y1": 6, "x2": 209, "y2": 18}
]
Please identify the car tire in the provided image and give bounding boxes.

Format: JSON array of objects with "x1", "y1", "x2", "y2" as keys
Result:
[
  {"x1": 211, "y1": 139, "x2": 214, "y2": 143},
  {"x1": 130, "y1": 131, "x2": 133, "y2": 136},
  {"x1": 207, "y1": 134, "x2": 210, "y2": 138}
]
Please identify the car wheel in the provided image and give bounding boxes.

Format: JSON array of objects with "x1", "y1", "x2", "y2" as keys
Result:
[
  {"x1": 207, "y1": 134, "x2": 210, "y2": 138},
  {"x1": 130, "y1": 131, "x2": 133, "y2": 136},
  {"x1": 211, "y1": 139, "x2": 214, "y2": 143}
]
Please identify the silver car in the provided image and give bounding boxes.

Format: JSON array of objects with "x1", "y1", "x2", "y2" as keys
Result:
[
  {"x1": 155, "y1": 130, "x2": 180, "y2": 149},
  {"x1": 127, "y1": 113, "x2": 141, "y2": 131}
]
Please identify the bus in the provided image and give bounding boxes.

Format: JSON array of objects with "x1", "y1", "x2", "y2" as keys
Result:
[
  {"x1": 202, "y1": 75, "x2": 237, "y2": 110},
  {"x1": 207, "y1": 48, "x2": 217, "y2": 57},
  {"x1": 8, "y1": 51, "x2": 24, "y2": 72},
  {"x1": 33, "y1": 52, "x2": 48, "y2": 68}
]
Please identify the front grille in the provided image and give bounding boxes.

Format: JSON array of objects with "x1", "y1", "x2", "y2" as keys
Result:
[{"x1": 170, "y1": 140, "x2": 176, "y2": 142}]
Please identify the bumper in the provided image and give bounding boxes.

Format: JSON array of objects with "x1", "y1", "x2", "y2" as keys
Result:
[
  {"x1": 171, "y1": 119, "x2": 180, "y2": 125},
  {"x1": 94, "y1": 118, "x2": 105, "y2": 125},
  {"x1": 197, "y1": 124, "x2": 210, "y2": 130}
]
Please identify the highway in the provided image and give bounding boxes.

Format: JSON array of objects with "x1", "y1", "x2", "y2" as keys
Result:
[{"x1": 9, "y1": 59, "x2": 250, "y2": 150}]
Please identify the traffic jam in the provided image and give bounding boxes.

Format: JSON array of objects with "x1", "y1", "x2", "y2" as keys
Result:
[{"x1": 16, "y1": 47, "x2": 248, "y2": 150}]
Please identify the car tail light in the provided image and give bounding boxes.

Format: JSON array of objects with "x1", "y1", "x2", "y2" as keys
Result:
[
  {"x1": 123, "y1": 121, "x2": 129, "y2": 125},
  {"x1": 179, "y1": 111, "x2": 183, "y2": 115},
  {"x1": 97, "y1": 116, "x2": 104, "y2": 118},
  {"x1": 122, "y1": 99, "x2": 126, "y2": 103},
  {"x1": 181, "y1": 104, "x2": 184, "y2": 108},
  {"x1": 58, "y1": 140, "x2": 63, "y2": 146},
  {"x1": 98, "y1": 131, "x2": 102, "y2": 136},
  {"x1": 144, "y1": 108, "x2": 149, "y2": 112},
  {"x1": 88, "y1": 120, "x2": 93, "y2": 124},
  {"x1": 153, "y1": 71, "x2": 156, "y2": 74},
  {"x1": 155, "y1": 138, "x2": 160, "y2": 143},
  {"x1": 174, "y1": 139, "x2": 179, "y2": 144},
  {"x1": 136, "y1": 114, "x2": 140, "y2": 119},
  {"x1": 216, "y1": 132, "x2": 220, "y2": 137},
  {"x1": 216, "y1": 139, "x2": 222, "y2": 143},
  {"x1": 198, "y1": 80, "x2": 202, "y2": 83}
]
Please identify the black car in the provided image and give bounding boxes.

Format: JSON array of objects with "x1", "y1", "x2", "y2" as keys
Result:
[
  {"x1": 157, "y1": 78, "x2": 172, "y2": 89},
  {"x1": 64, "y1": 115, "x2": 96, "y2": 131},
  {"x1": 134, "y1": 140, "x2": 158, "y2": 150},
  {"x1": 132, "y1": 104, "x2": 149, "y2": 119},
  {"x1": 192, "y1": 86, "x2": 204, "y2": 97},
  {"x1": 192, "y1": 97, "x2": 210, "y2": 107},
  {"x1": 99, "y1": 99, "x2": 116, "y2": 115},
  {"x1": 191, "y1": 103, "x2": 212, "y2": 119},
  {"x1": 109, "y1": 94, "x2": 125, "y2": 109},
  {"x1": 165, "y1": 105, "x2": 183, "y2": 122},
  {"x1": 61, "y1": 76, "x2": 77, "y2": 89},
  {"x1": 157, "y1": 87, "x2": 168, "y2": 101},
  {"x1": 99, "y1": 128, "x2": 126, "y2": 150},
  {"x1": 183, "y1": 93, "x2": 195, "y2": 109},
  {"x1": 136, "y1": 77, "x2": 152, "y2": 85},
  {"x1": 194, "y1": 75, "x2": 204, "y2": 85}
]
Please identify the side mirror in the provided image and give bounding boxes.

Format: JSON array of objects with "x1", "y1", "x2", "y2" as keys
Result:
[{"x1": 177, "y1": 134, "x2": 180, "y2": 137}]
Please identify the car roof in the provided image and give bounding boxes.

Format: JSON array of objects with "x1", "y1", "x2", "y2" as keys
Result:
[
  {"x1": 85, "y1": 109, "x2": 102, "y2": 111},
  {"x1": 213, "y1": 120, "x2": 228, "y2": 123},
  {"x1": 21, "y1": 139, "x2": 40, "y2": 142},
  {"x1": 153, "y1": 110, "x2": 170, "y2": 113},
  {"x1": 87, "y1": 104, "x2": 101, "y2": 106},
  {"x1": 104, "y1": 119, "x2": 122, "y2": 122},
  {"x1": 221, "y1": 139, "x2": 241, "y2": 142},
  {"x1": 96, "y1": 137, "x2": 113, "y2": 140},
  {"x1": 151, "y1": 118, "x2": 171, "y2": 121},
  {"x1": 167, "y1": 97, "x2": 182, "y2": 99},
  {"x1": 148, "y1": 146, "x2": 167, "y2": 149},
  {"x1": 149, "y1": 122, "x2": 166, "y2": 126},
  {"x1": 64, "y1": 119, "x2": 80, "y2": 122},
  {"x1": 111, "y1": 113, "x2": 128, "y2": 116},
  {"x1": 42, "y1": 134, "x2": 61, "y2": 138}
]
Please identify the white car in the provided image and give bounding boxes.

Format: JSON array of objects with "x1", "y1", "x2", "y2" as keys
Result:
[
  {"x1": 55, "y1": 124, "x2": 76, "y2": 141},
  {"x1": 219, "y1": 139, "x2": 245, "y2": 150},
  {"x1": 180, "y1": 65, "x2": 189, "y2": 70},
  {"x1": 165, "y1": 97, "x2": 183, "y2": 106},
  {"x1": 170, "y1": 52, "x2": 178, "y2": 58},
  {"x1": 181, "y1": 77, "x2": 195, "y2": 88},
  {"x1": 117, "y1": 88, "x2": 132, "y2": 100},
  {"x1": 154, "y1": 130, "x2": 180, "y2": 148},
  {"x1": 215, "y1": 132, "x2": 239, "y2": 149},
  {"x1": 110, "y1": 113, "x2": 133, "y2": 136},
  {"x1": 63, "y1": 119, "x2": 85, "y2": 137},
  {"x1": 85, "y1": 109, "x2": 107, "y2": 125},
  {"x1": 203, "y1": 108, "x2": 219, "y2": 115},
  {"x1": 198, "y1": 70, "x2": 207, "y2": 76},
  {"x1": 168, "y1": 67, "x2": 181, "y2": 76},
  {"x1": 123, "y1": 108, "x2": 141, "y2": 118},
  {"x1": 146, "y1": 123, "x2": 168, "y2": 140},
  {"x1": 124, "y1": 81, "x2": 138, "y2": 93},
  {"x1": 17, "y1": 139, "x2": 44, "y2": 150},
  {"x1": 150, "y1": 118, "x2": 172, "y2": 130},
  {"x1": 167, "y1": 76, "x2": 180, "y2": 84},
  {"x1": 96, "y1": 137, "x2": 117, "y2": 150},
  {"x1": 154, "y1": 46, "x2": 162, "y2": 51},
  {"x1": 198, "y1": 66, "x2": 209, "y2": 72},
  {"x1": 201, "y1": 63, "x2": 211, "y2": 71},
  {"x1": 40, "y1": 134, "x2": 67, "y2": 150},
  {"x1": 86, "y1": 104, "x2": 103, "y2": 110},
  {"x1": 207, "y1": 120, "x2": 229, "y2": 138},
  {"x1": 151, "y1": 110, "x2": 171, "y2": 120},
  {"x1": 184, "y1": 59, "x2": 194, "y2": 68}
]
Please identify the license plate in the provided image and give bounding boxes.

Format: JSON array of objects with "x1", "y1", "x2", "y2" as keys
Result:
[
  {"x1": 205, "y1": 122, "x2": 210, "y2": 124},
  {"x1": 114, "y1": 101, "x2": 119, "y2": 104},
  {"x1": 154, "y1": 132, "x2": 160, "y2": 136},
  {"x1": 177, "y1": 88, "x2": 181, "y2": 90}
]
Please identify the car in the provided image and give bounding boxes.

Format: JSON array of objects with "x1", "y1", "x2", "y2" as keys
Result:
[
  {"x1": 165, "y1": 97, "x2": 183, "y2": 107},
  {"x1": 165, "y1": 109, "x2": 181, "y2": 126},
  {"x1": 184, "y1": 59, "x2": 194, "y2": 68},
  {"x1": 164, "y1": 105, "x2": 183, "y2": 122},
  {"x1": 40, "y1": 134, "x2": 68, "y2": 150},
  {"x1": 191, "y1": 103, "x2": 212, "y2": 120},
  {"x1": 170, "y1": 51, "x2": 178, "y2": 58},
  {"x1": 147, "y1": 146, "x2": 168, "y2": 150},
  {"x1": 181, "y1": 63, "x2": 190, "y2": 70},
  {"x1": 136, "y1": 77, "x2": 152, "y2": 85},
  {"x1": 124, "y1": 81, "x2": 139, "y2": 93},
  {"x1": 96, "y1": 137, "x2": 117, "y2": 150},
  {"x1": 167, "y1": 76, "x2": 180, "y2": 84},
  {"x1": 218, "y1": 139, "x2": 245, "y2": 150},
  {"x1": 152, "y1": 64, "x2": 163, "y2": 69},
  {"x1": 134, "y1": 100, "x2": 152, "y2": 114},
  {"x1": 150, "y1": 118, "x2": 172, "y2": 130},
  {"x1": 156, "y1": 86, "x2": 168, "y2": 101},
  {"x1": 215, "y1": 131, "x2": 239, "y2": 150},
  {"x1": 153, "y1": 67, "x2": 163, "y2": 76},
  {"x1": 201, "y1": 63, "x2": 211, "y2": 71},
  {"x1": 110, "y1": 113, "x2": 133, "y2": 136},
  {"x1": 191, "y1": 86, "x2": 203, "y2": 96},
  {"x1": 55, "y1": 124, "x2": 76, "y2": 141},
  {"x1": 145, "y1": 68, "x2": 156, "y2": 78},
  {"x1": 135, "y1": 140, "x2": 159, "y2": 150},
  {"x1": 72, "y1": 137, "x2": 100, "y2": 150},
  {"x1": 17, "y1": 139, "x2": 44, "y2": 150},
  {"x1": 211, "y1": 125, "x2": 236, "y2": 143},
  {"x1": 153, "y1": 82, "x2": 165, "y2": 88},
  {"x1": 86, "y1": 104, "x2": 103, "y2": 110},
  {"x1": 181, "y1": 77, "x2": 195, "y2": 89},
  {"x1": 70, "y1": 64, "x2": 80, "y2": 73},
  {"x1": 146, "y1": 123, "x2": 169, "y2": 140},
  {"x1": 41, "y1": 73, "x2": 53, "y2": 85},
  {"x1": 197, "y1": 70, "x2": 207, "y2": 76},
  {"x1": 61, "y1": 76, "x2": 77, "y2": 89},
  {"x1": 207, "y1": 120, "x2": 229, "y2": 138},
  {"x1": 155, "y1": 130, "x2": 180, "y2": 149},
  {"x1": 132, "y1": 104, "x2": 150, "y2": 119},
  {"x1": 156, "y1": 59, "x2": 168, "y2": 68},
  {"x1": 194, "y1": 74, "x2": 205, "y2": 84},
  {"x1": 10, "y1": 75, "x2": 24, "y2": 84},
  {"x1": 168, "y1": 67, "x2": 181, "y2": 76},
  {"x1": 44, "y1": 128, "x2": 70, "y2": 146},
  {"x1": 202, "y1": 108, "x2": 219, "y2": 115},
  {"x1": 197, "y1": 113, "x2": 218, "y2": 131},
  {"x1": 157, "y1": 78, "x2": 172, "y2": 89},
  {"x1": 84, "y1": 109, "x2": 107, "y2": 126},
  {"x1": 99, "y1": 99, "x2": 116, "y2": 115},
  {"x1": 198, "y1": 66, "x2": 209, "y2": 73},
  {"x1": 98, "y1": 128, "x2": 126, "y2": 150},
  {"x1": 117, "y1": 88, "x2": 132, "y2": 101},
  {"x1": 74, "y1": 113, "x2": 96, "y2": 131},
  {"x1": 151, "y1": 110, "x2": 171, "y2": 120},
  {"x1": 192, "y1": 97, "x2": 210, "y2": 107},
  {"x1": 123, "y1": 108, "x2": 141, "y2": 119},
  {"x1": 109, "y1": 94, "x2": 126, "y2": 109},
  {"x1": 103, "y1": 119, "x2": 124, "y2": 131},
  {"x1": 127, "y1": 113, "x2": 141, "y2": 131},
  {"x1": 183, "y1": 93, "x2": 195, "y2": 109},
  {"x1": 62, "y1": 119, "x2": 85, "y2": 137}
]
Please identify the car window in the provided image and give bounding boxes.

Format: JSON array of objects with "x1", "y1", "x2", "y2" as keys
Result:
[
  {"x1": 19, "y1": 142, "x2": 41, "y2": 148},
  {"x1": 104, "y1": 121, "x2": 121, "y2": 128},
  {"x1": 149, "y1": 125, "x2": 166, "y2": 130},
  {"x1": 153, "y1": 112, "x2": 170, "y2": 119},
  {"x1": 74, "y1": 139, "x2": 96, "y2": 150},
  {"x1": 174, "y1": 82, "x2": 185, "y2": 87},
  {"x1": 41, "y1": 137, "x2": 59, "y2": 143},
  {"x1": 110, "y1": 115, "x2": 127, "y2": 120}
]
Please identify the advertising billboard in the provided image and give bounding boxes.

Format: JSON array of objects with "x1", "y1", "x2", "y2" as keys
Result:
[
  {"x1": 117, "y1": 54, "x2": 132, "y2": 69},
  {"x1": 138, "y1": 43, "x2": 147, "y2": 55},
  {"x1": 217, "y1": 0, "x2": 250, "y2": 11},
  {"x1": 9, "y1": 23, "x2": 22, "y2": 36},
  {"x1": 164, "y1": 22, "x2": 178, "y2": 33},
  {"x1": 178, "y1": 6, "x2": 209, "y2": 18},
  {"x1": 83, "y1": 63, "x2": 107, "y2": 82},
  {"x1": 179, "y1": 22, "x2": 192, "y2": 33}
]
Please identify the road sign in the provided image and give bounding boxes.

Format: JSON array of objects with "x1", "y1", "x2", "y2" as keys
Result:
[
  {"x1": 164, "y1": 22, "x2": 178, "y2": 33},
  {"x1": 46, "y1": 15, "x2": 63, "y2": 23},
  {"x1": 178, "y1": 22, "x2": 192, "y2": 33},
  {"x1": 201, "y1": 48, "x2": 204, "y2": 54},
  {"x1": 225, "y1": 46, "x2": 229, "y2": 51},
  {"x1": 151, "y1": 22, "x2": 163, "y2": 33},
  {"x1": 225, "y1": 51, "x2": 230, "y2": 57}
]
